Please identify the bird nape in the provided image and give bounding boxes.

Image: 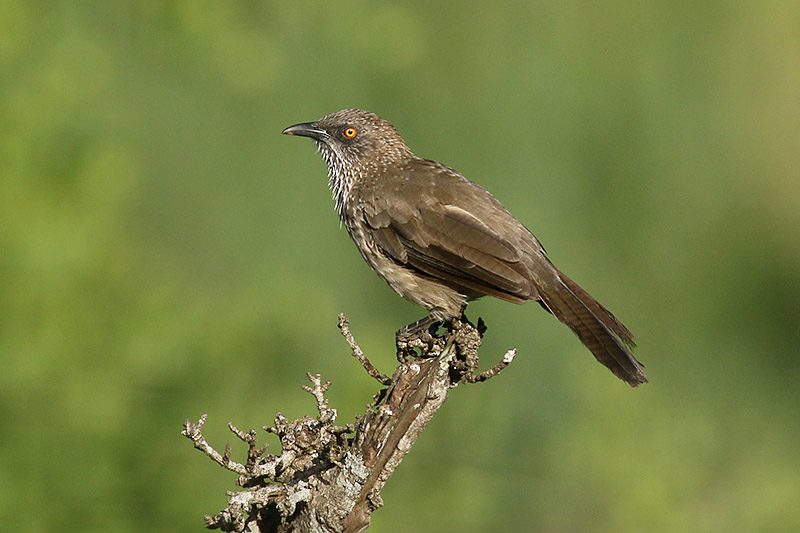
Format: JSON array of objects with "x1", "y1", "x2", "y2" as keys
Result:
[{"x1": 283, "y1": 109, "x2": 647, "y2": 387}]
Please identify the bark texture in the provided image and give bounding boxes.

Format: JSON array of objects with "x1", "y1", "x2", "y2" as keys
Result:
[{"x1": 183, "y1": 314, "x2": 515, "y2": 532}]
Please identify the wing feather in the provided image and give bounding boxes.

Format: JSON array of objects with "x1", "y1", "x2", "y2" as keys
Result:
[{"x1": 364, "y1": 187, "x2": 536, "y2": 301}]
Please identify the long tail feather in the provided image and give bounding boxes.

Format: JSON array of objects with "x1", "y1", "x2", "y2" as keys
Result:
[{"x1": 538, "y1": 269, "x2": 647, "y2": 387}]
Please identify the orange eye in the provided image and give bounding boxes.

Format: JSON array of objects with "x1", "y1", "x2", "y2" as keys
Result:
[{"x1": 344, "y1": 127, "x2": 357, "y2": 139}]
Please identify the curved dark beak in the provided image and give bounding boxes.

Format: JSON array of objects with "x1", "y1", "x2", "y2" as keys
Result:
[{"x1": 282, "y1": 121, "x2": 327, "y2": 140}]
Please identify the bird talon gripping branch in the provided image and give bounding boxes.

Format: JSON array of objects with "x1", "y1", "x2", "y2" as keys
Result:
[{"x1": 284, "y1": 109, "x2": 648, "y2": 387}]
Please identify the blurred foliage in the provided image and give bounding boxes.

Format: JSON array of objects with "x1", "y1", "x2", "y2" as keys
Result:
[{"x1": 2, "y1": 1, "x2": 799, "y2": 531}]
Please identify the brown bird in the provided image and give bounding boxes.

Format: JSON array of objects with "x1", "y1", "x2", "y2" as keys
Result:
[{"x1": 283, "y1": 109, "x2": 647, "y2": 386}]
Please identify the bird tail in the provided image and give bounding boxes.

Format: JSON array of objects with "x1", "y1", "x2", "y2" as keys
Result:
[{"x1": 538, "y1": 267, "x2": 648, "y2": 387}]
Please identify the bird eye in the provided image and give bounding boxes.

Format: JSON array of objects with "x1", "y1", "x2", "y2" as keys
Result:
[{"x1": 343, "y1": 127, "x2": 357, "y2": 139}]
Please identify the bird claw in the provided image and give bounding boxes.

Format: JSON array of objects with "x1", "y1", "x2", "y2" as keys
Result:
[{"x1": 395, "y1": 317, "x2": 443, "y2": 361}]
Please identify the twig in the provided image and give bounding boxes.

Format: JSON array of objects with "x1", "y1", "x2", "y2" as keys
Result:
[
  {"x1": 182, "y1": 414, "x2": 248, "y2": 476},
  {"x1": 302, "y1": 373, "x2": 337, "y2": 424},
  {"x1": 338, "y1": 313, "x2": 390, "y2": 385},
  {"x1": 465, "y1": 348, "x2": 517, "y2": 383}
]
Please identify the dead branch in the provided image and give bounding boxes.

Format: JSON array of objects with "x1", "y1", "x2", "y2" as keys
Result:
[{"x1": 182, "y1": 315, "x2": 515, "y2": 532}]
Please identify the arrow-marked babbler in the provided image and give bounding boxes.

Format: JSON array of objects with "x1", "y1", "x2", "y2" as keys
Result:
[{"x1": 283, "y1": 109, "x2": 647, "y2": 386}]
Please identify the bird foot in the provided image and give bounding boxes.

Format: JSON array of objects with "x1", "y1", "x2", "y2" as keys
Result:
[
  {"x1": 395, "y1": 315, "x2": 444, "y2": 362},
  {"x1": 449, "y1": 312, "x2": 488, "y2": 338}
]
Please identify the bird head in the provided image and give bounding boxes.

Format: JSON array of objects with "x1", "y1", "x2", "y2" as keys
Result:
[{"x1": 283, "y1": 109, "x2": 411, "y2": 176}]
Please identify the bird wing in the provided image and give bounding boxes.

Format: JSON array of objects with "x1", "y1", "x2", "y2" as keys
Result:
[
  {"x1": 361, "y1": 157, "x2": 645, "y2": 386},
  {"x1": 362, "y1": 159, "x2": 539, "y2": 303}
]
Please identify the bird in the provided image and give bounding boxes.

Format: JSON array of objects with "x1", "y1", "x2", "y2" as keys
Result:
[{"x1": 283, "y1": 109, "x2": 647, "y2": 387}]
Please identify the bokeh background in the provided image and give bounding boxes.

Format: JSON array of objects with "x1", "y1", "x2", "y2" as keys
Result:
[{"x1": 2, "y1": 2, "x2": 799, "y2": 531}]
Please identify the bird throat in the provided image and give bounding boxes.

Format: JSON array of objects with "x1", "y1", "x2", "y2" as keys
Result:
[{"x1": 317, "y1": 142, "x2": 357, "y2": 223}]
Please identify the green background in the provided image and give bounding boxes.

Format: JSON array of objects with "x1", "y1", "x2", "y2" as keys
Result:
[{"x1": 2, "y1": 2, "x2": 799, "y2": 531}]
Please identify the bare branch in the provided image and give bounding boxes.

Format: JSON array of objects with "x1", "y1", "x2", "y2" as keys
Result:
[
  {"x1": 182, "y1": 415, "x2": 248, "y2": 476},
  {"x1": 338, "y1": 314, "x2": 390, "y2": 385},
  {"x1": 302, "y1": 373, "x2": 337, "y2": 424},
  {"x1": 183, "y1": 315, "x2": 515, "y2": 532},
  {"x1": 465, "y1": 348, "x2": 518, "y2": 383}
]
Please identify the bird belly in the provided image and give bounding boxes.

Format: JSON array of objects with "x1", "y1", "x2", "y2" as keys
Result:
[
  {"x1": 346, "y1": 221, "x2": 466, "y2": 320},
  {"x1": 371, "y1": 254, "x2": 467, "y2": 321}
]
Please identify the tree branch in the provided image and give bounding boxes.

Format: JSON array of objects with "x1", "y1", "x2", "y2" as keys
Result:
[
  {"x1": 337, "y1": 314, "x2": 390, "y2": 385},
  {"x1": 182, "y1": 315, "x2": 515, "y2": 532}
]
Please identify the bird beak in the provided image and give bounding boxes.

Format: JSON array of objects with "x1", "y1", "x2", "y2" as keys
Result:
[{"x1": 282, "y1": 121, "x2": 328, "y2": 140}]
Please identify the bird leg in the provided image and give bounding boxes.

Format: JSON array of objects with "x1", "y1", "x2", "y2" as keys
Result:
[
  {"x1": 394, "y1": 306, "x2": 489, "y2": 361},
  {"x1": 454, "y1": 312, "x2": 487, "y2": 338},
  {"x1": 395, "y1": 314, "x2": 443, "y2": 362},
  {"x1": 396, "y1": 314, "x2": 441, "y2": 338},
  {"x1": 445, "y1": 303, "x2": 487, "y2": 336}
]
